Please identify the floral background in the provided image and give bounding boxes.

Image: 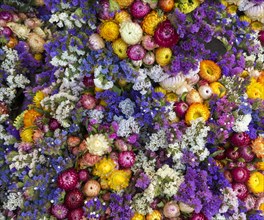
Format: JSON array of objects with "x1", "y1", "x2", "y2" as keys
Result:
[{"x1": 0, "y1": 0, "x2": 264, "y2": 219}]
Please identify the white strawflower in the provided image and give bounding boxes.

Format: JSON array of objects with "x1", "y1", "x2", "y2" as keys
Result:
[
  {"x1": 120, "y1": 21, "x2": 143, "y2": 45},
  {"x1": 85, "y1": 134, "x2": 110, "y2": 156}
]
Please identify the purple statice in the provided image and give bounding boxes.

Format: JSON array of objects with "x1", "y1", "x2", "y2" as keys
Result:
[
  {"x1": 83, "y1": 197, "x2": 107, "y2": 219},
  {"x1": 135, "y1": 172, "x2": 151, "y2": 190},
  {"x1": 181, "y1": 150, "x2": 199, "y2": 168},
  {"x1": 248, "y1": 211, "x2": 264, "y2": 220},
  {"x1": 175, "y1": 158, "x2": 229, "y2": 219},
  {"x1": 109, "y1": 193, "x2": 134, "y2": 220}
]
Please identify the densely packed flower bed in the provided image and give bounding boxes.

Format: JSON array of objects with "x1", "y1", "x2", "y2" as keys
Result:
[{"x1": 0, "y1": 0, "x2": 264, "y2": 219}]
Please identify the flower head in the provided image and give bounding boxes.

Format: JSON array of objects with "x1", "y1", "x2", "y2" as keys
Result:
[
  {"x1": 108, "y1": 170, "x2": 131, "y2": 191},
  {"x1": 251, "y1": 136, "x2": 264, "y2": 159},
  {"x1": 93, "y1": 157, "x2": 116, "y2": 178},
  {"x1": 120, "y1": 21, "x2": 143, "y2": 45},
  {"x1": 247, "y1": 172, "x2": 264, "y2": 194},
  {"x1": 23, "y1": 109, "x2": 41, "y2": 128},
  {"x1": 99, "y1": 21, "x2": 119, "y2": 42},
  {"x1": 247, "y1": 78, "x2": 264, "y2": 99},
  {"x1": 85, "y1": 134, "x2": 111, "y2": 156},
  {"x1": 185, "y1": 103, "x2": 210, "y2": 125}
]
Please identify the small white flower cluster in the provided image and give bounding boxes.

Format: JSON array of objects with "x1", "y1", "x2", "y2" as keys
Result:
[
  {"x1": 58, "y1": 69, "x2": 85, "y2": 96},
  {"x1": 244, "y1": 32, "x2": 264, "y2": 70},
  {"x1": 132, "y1": 69, "x2": 151, "y2": 95},
  {"x1": 50, "y1": 51, "x2": 79, "y2": 67},
  {"x1": 145, "y1": 130, "x2": 167, "y2": 151},
  {"x1": 229, "y1": 212, "x2": 247, "y2": 220},
  {"x1": 0, "y1": 87, "x2": 16, "y2": 105},
  {"x1": 49, "y1": 11, "x2": 85, "y2": 29},
  {"x1": 2, "y1": 191, "x2": 23, "y2": 211},
  {"x1": 168, "y1": 118, "x2": 210, "y2": 163},
  {"x1": 212, "y1": 214, "x2": 227, "y2": 220},
  {"x1": 117, "y1": 117, "x2": 140, "y2": 137},
  {"x1": 119, "y1": 98, "x2": 135, "y2": 117},
  {"x1": 41, "y1": 92, "x2": 78, "y2": 128},
  {"x1": 155, "y1": 164, "x2": 184, "y2": 197},
  {"x1": 0, "y1": 124, "x2": 16, "y2": 145},
  {"x1": 219, "y1": 187, "x2": 239, "y2": 214},
  {"x1": 9, "y1": 149, "x2": 46, "y2": 177},
  {"x1": 0, "y1": 46, "x2": 18, "y2": 74},
  {"x1": 131, "y1": 151, "x2": 156, "y2": 177},
  {"x1": 232, "y1": 114, "x2": 252, "y2": 132},
  {"x1": 93, "y1": 66, "x2": 114, "y2": 90},
  {"x1": 7, "y1": 74, "x2": 30, "y2": 89},
  {"x1": 132, "y1": 164, "x2": 183, "y2": 215},
  {"x1": 87, "y1": 109, "x2": 104, "y2": 123},
  {"x1": 146, "y1": 65, "x2": 169, "y2": 83},
  {"x1": 132, "y1": 191, "x2": 154, "y2": 215},
  {"x1": 166, "y1": 103, "x2": 177, "y2": 122},
  {"x1": 0, "y1": 47, "x2": 29, "y2": 104}
]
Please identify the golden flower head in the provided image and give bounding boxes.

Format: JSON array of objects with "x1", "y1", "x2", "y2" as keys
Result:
[
  {"x1": 175, "y1": 0, "x2": 201, "y2": 14},
  {"x1": 166, "y1": 92, "x2": 178, "y2": 102},
  {"x1": 20, "y1": 128, "x2": 34, "y2": 143},
  {"x1": 23, "y1": 109, "x2": 41, "y2": 128},
  {"x1": 185, "y1": 103, "x2": 210, "y2": 125},
  {"x1": 251, "y1": 136, "x2": 264, "y2": 159},
  {"x1": 93, "y1": 157, "x2": 116, "y2": 178},
  {"x1": 256, "y1": 161, "x2": 264, "y2": 171},
  {"x1": 99, "y1": 21, "x2": 119, "y2": 42},
  {"x1": 246, "y1": 78, "x2": 264, "y2": 100},
  {"x1": 33, "y1": 91, "x2": 46, "y2": 108},
  {"x1": 154, "y1": 86, "x2": 167, "y2": 95},
  {"x1": 247, "y1": 172, "x2": 264, "y2": 194},
  {"x1": 112, "y1": 38, "x2": 128, "y2": 59},
  {"x1": 85, "y1": 134, "x2": 110, "y2": 156},
  {"x1": 132, "y1": 213, "x2": 145, "y2": 220},
  {"x1": 146, "y1": 210, "x2": 162, "y2": 220},
  {"x1": 226, "y1": 4, "x2": 238, "y2": 14},
  {"x1": 199, "y1": 60, "x2": 221, "y2": 83},
  {"x1": 115, "y1": 10, "x2": 131, "y2": 24},
  {"x1": 108, "y1": 169, "x2": 131, "y2": 191},
  {"x1": 250, "y1": 21, "x2": 264, "y2": 31}
]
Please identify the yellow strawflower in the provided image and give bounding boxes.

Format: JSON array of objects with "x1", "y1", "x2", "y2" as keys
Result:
[
  {"x1": 154, "y1": 86, "x2": 167, "y2": 95},
  {"x1": 246, "y1": 78, "x2": 264, "y2": 100},
  {"x1": 175, "y1": 0, "x2": 201, "y2": 14},
  {"x1": 166, "y1": 92, "x2": 178, "y2": 102},
  {"x1": 33, "y1": 91, "x2": 46, "y2": 108},
  {"x1": 93, "y1": 158, "x2": 116, "y2": 178},
  {"x1": 132, "y1": 213, "x2": 145, "y2": 220},
  {"x1": 108, "y1": 170, "x2": 131, "y2": 191},
  {"x1": 185, "y1": 103, "x2": 210, "y2": 125},
  {"x1": 20, "y1": 128, "x2": 34, "y2": 143},
  {"x1": 146, "y1": 210, "x2": 162, "y2": 220},
  {"x1": 256, "y1": 161, "x2": 264, "y2": 171},
  {"x1": 112, "y1": 38, "x2": 128, "y2": 59},
  {"x1": 247, "y1": 172, "x2": 264, "y2": 194},
  {"x1": 99, "y1": 21, "x2": 119, "y2": 42}
]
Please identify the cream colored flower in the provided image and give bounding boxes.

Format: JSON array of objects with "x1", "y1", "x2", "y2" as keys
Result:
[
  {"x1": 85, "y1": 134, "x2": 110, "y2": 156},
  {"x1": 120, "y1": 21, "x2": 143, "y2": 45},
  {"x1": 7, "y1": 22, "x2": 30, "y2": 40},
  {"x1": 160, "y1": 74, "x2": 193, "y2": 95},
  {"x1": 27, "y1": 33, "x2": 45, "y2": 53},
  {"x1": 245, "y1": 3, "x2": 264, "y2": 23}
]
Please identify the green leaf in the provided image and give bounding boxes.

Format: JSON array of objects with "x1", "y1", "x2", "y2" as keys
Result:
[
  {"x1": 109, "y1": 0, "x2": 120, "y2": 12},
  {"x1": 112, "y1": 85, "x2": 122, "y2": 96},
  {"x1": 210, "y1": 150, "x2": 225, "y2": 158}
]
